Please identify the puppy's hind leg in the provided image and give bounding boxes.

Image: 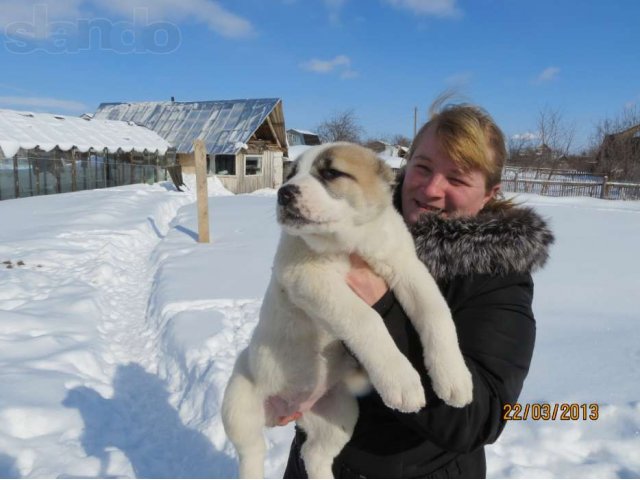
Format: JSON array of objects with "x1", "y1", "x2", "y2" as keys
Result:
[
  {"x1": 221, "y1": 349, "x2": 266, "y2": 478},
  {"x1": 297, "y1": 384, "x2": 358, "y2": 479}
]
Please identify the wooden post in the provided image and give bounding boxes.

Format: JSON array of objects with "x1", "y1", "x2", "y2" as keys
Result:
[
  {"x1": 71, "y1": 148, "x2": 77, "y2": 192},
  {"x1": 194, "y1": 140, "x2": 210, "y2": 243},
  {"x1": 34, "y1": 151, "x2": 41, "y2": 195},
  {"x1": 130, "y1": 152, "x2": 135, "y2": 184},
  {"x1": 13, "y1": 155, "x2": 19, "y2": 198},
  {"x1": 99, "y1": 150, "x2": 103, "y2": 188},
  {"x1": 27, "y1": 155, "x2": 33, "y2": 196},
  {"x1": 600, "y1": 175, "x2": 608, "y2": 199},
  {"x1": 54, "y1": 149, "x2": 62, "y2": 194}
]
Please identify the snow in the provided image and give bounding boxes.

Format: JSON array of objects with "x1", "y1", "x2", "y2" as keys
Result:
[
  {"x1": 0, "y1": 109, "x2": 172, "y2": 158},
  {"x1": 379, "y1": 152, "x2": 406, "y2": 169},
  {"x1": 286, "y1": 144, "x2": 312, "y2": 160},
  {"x1": 0, "y1": 181, "x2": 638, "y2": 478}
]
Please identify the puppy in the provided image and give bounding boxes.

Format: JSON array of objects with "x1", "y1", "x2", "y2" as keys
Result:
[{"x1": 222, "y1": 143, "x2": 473, "y2": 478}]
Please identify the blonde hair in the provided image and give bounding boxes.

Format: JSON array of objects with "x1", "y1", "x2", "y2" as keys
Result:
[{"x1": 405, "y1": 95, "x2": 511, "y2": 209}]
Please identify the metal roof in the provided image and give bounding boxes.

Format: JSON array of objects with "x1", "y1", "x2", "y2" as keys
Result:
[
  {"x1": 0, "y1": 109, "x2": 172, "y2": 158},
  {"x1": 94, "y1": 98, "x2": 283, "y2": 155}
]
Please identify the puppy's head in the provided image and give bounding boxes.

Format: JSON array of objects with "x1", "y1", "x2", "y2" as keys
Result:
[{"x1": 277, "y1": 142, "x2": 395, "y2": 236}]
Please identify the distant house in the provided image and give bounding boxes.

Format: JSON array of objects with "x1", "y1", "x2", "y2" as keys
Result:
[
  {"x1": 509, "y1": 143, "x2": 557, "y2": 168},
  {"x1": 594, "y1": 124, "x2": 640, "y2": 179},
  {"x1": 94, "y1": 98, "x2": 287, "y2": 194},
  {"x1": 366, "y1": 140, "x2": 408, "y2": 159},
  {"x1": 287, "y1": 129, "x2": 321, "y2": 147},
  {"x1": 0, "y1": 108, "x2": 173, "y2": 201},
  {"x1": 365, "y1": 140, "x2": 408, "y2": 174}
]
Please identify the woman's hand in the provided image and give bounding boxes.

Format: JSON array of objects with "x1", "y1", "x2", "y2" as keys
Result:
[{"x1": 346, "y1": 254, "x2": 389, "y2": 306}]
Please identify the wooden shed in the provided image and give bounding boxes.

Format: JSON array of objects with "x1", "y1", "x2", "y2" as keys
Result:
[{"x1": 94, "y1": 98, "x2": 288, "y2": 194}]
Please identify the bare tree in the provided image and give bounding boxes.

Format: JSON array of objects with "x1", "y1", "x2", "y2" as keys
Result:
[
  {"x1": 535, "y1": 107, "x2": 576, "y2": 179},
  {"x1": 316, "y1": 109, "x2": 364, "y2": 144},
  {"x1": 591, "y1": 105, "x2": 640, "y2": 180},
  {"x1": 507, "y1": 134, "x2": 536, "y2": 166},
  {"x1": 363, "y1": 139, "x2": 386, "y2": 153},
  {"x1": 391, "y1": 134, "x2": 411, "y2": 148}
]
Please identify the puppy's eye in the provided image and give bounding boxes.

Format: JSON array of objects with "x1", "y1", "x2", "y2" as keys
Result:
[{"x1": 320, "y1": 168, "x2": 346, "y2": 181}]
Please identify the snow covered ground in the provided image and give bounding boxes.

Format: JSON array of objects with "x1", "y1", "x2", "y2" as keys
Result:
[{"x1": 0, "y1": 178, "x2": 638, "y2": 478}]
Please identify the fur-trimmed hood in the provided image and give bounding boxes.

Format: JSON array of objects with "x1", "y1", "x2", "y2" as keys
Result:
[{"x1": 409, "y1": 205, "x2": 555, "y2": 282}]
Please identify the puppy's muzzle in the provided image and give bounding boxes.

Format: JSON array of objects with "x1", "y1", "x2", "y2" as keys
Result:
[{"x1": 278, "y1": 184, "x2": 300, "y2": 207}]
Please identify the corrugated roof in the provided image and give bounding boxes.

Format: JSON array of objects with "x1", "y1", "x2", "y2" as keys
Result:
[
  {"x1": 0, "y1": 109, "x2": 172, "y2": 158},
  {"x1": 288, "y1": 128, "x2": 318, "y2": 136},
  {"x1": 94, "y1": 98, "x2": 282, "y2": 155}
]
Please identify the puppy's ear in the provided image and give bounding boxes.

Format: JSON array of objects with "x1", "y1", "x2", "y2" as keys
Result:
[{"x1": 376, "y1": 158, "x2": 395, "y2": 186}]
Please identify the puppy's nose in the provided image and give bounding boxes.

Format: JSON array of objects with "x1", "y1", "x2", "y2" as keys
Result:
[{"x1": 278, "y1": 184, "x2": 299, "y2": 206}]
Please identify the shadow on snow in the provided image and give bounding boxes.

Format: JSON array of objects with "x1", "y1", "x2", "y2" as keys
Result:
[
  {"x1": 63, "y1": 363, "x2": 235, "y2": 478},
  {"x1": 0, "y1": 453, "x2": 20, "y2": 478}
]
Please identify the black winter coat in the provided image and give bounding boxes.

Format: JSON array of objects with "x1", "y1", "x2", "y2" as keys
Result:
[{"x1": 284, "y1": 203, "x2": 554, "y2": 479}]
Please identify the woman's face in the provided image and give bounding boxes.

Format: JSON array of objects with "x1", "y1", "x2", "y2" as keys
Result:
[{"x1": 401, "y1": 126, "x2": 500, "y2": 224}]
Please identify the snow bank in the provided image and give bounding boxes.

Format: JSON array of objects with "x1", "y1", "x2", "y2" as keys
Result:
[{"x1": 0, "y1": 183, "x2": 638, "y2": 478}]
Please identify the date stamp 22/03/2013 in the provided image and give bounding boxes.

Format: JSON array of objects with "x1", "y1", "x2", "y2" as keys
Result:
[{"x1": 503, "y1": 403, "x2": 599, "y2": 421}]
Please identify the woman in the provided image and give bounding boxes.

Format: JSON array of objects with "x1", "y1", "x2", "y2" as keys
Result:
[{"x1": 283, "y1": 100, "x2": 554, "y2": 478}]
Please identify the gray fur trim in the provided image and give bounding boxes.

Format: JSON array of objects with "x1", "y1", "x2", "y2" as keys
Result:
[{"x1": 410, "y1": 206, "x2": 555, "y2": 282}]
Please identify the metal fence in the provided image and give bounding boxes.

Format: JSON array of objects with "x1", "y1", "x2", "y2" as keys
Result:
[
  {"x1": 0, "y1": 149, "x2": 174, "y2": 201},
  {"x1": 501, "y1": 167, "x2": 640, "y2": 201}
]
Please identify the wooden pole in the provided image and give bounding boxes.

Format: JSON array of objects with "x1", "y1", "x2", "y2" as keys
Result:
[
  {"x1": 35, "y1": 151, "x2": 41, "y2": 195},
  {"x1": 55, "y1": 149, "x2": 62, "y2": 194},
  {"x1": 413, "y1": 107, "x2": 418, "y2": 138},
  {"x1": 600, "y1": 175, "x2": 608, "y2": 199},
  {"x1": 194, "y1": 139, "x2": 210, "y2": 243},
  {"x1": 130, "y1": 152, "x2": 135, "y2": 184},
  {"x1": 13, "y1": 155, "x2": 20, "y2": 198},
  {"x1": 71, "y1": 148, "x2": 77, "y2": 192}
]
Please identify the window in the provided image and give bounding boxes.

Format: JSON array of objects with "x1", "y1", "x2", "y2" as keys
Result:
[
  {"x1": 245, "y1": 155, "x2": 262, "y2": 175},
  {"x1": 214, "y1": 154, "x2": 236, "y2": 175}
]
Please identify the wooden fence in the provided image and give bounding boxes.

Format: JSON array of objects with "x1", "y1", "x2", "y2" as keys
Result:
[{"x1": 502, "y1": 173, "x2": 640, "y2": 201}]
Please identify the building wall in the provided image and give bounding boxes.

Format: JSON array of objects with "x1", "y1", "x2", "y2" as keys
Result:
[
  {"x1": 177, "y1": 153, "x2": 195, "y2": 174},
  {"x1": 216, "y1": 150, "x2": 283, "y2": 194},
  {"x1": 272, "y1": 151, "x2": 283, "y2": 189},
  {"x1": 287, "y1": 131, "x2": 304, "y2": 146},
  {"x1": 0, "y1": 148, "x2": 169, "y2": 201},
  {"x1": 179, "y1": 147, "x2": 284, "y2": 194}
]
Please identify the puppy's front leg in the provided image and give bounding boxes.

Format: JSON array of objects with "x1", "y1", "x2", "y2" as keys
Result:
[
  {"x1": 392, "y1": 258, "x2": 473, "y2": 408},
  {"x1": 287, "y1": 269, "x2": 425, "y2": 413}
]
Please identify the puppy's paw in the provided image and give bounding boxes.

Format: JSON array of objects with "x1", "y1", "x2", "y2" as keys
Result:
[
  {"x1": 370, "y1": 357, "x2": 426, "y2": 413},
  {"x1": 429, "y1": 358, "x2": 473, "y2": 408}
]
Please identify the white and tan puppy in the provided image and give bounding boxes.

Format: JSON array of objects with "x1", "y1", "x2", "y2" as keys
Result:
[{"x1": 222, "y1": 143, "x2": 472, "y2": 479}]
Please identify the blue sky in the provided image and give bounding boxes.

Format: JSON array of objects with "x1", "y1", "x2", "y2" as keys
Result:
[{"x1": 0, "y1": 0, "x2": 638, "y2": 151}]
